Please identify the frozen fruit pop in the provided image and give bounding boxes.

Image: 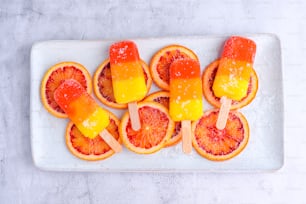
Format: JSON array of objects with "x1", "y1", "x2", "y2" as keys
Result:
[
  {"x1": 212, "y1": 36, "x2": 256, "y2": 129},
  {"x1": 169, "y1": 58, "x2": 203, "y2": 154},
  {"x1": 54, "y1": 79, "x2": 122, "y2": 153},
  {"x1": 109, "y1": 41, "x2": 147, "y2": 130},
  {"x1": 213, "y1": 36, "x2": 256, "y2": 101}
]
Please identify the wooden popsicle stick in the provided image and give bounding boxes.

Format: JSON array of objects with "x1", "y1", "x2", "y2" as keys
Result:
[
  {"x1": 182, "y1": 120, "x2": 192, "y2": 154},
  {"x1": 99, "y1": 130, "x2": 122, "y2": 153},
  {"x1": 128, "y1": 102, "x2": 141, "y2": 131},
  {"x1": 216, "y1": 96, "x2": 232, "y2": 130}
]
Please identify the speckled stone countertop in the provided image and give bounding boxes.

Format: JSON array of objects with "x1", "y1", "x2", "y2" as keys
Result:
[{"x1": 1, "y1": 0, "x2": 305, "y2": 203}]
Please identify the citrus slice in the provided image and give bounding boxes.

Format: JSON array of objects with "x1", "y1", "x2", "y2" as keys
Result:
[
  {"x1": 120, "y1": 101, "x2": 174, "y2": 154},
  {"x1": 192, "y1": 109, "x2": 249, "y2": 161},
  {"x1": 41, "y1": 61, "x2": 92, "y2": 118},
  {"x1": 150, "y1": 45, "x2": 198, "y2": 90},
  {"x1": 65, "y1": 111, "x2": 120, "y2": 161},
  {"x1": 93, "y1": 58, "x2": 152, "y2": 109},
  {"x1": 202, "y1": 59, "x2": 258, "y2": 109},
  {"x1": 144, "y1": 91, "x2": 182, "y2": 147}
]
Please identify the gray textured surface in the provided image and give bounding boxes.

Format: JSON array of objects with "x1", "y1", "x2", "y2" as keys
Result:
[{"x1": 1, "y1": 0, "x2": 305, "y2": 203}]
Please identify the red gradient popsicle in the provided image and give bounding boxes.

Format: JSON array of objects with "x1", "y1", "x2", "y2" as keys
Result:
[
  {"x1": 169, "y1": 58, "x2": 203, "y2": 154},
  {"x1": 54, "y1": 79, "x2": 122, "y2": 153},
  {"x1": 212, "y1": 36, "x2": 256, "y2": 130},
  {"x1": 109, "y1": 41, "x2": 147, "y2": 131}
]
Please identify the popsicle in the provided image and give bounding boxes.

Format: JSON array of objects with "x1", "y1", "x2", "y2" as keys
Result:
[
  {"x1": 169, "y1": 58, "x2": 203, "y2": 154},
  {"x1": 54, "y1": 79, "x2": 122, "y2": 153},
  {"x1": 212, "y1": 36, "x2": 256, "y2": 130},
  {"x1": 109, "y1": 41, "x2": 147, "y2": 131}
]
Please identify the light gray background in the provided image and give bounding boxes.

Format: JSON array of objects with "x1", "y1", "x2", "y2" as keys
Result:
[{"x1": 0, "y1": 0, "x2": 305, "y2": 203}]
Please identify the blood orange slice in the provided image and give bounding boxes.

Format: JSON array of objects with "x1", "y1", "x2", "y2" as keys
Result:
[
  {"x1": 65, "y1": 111, "x2": 120, "y2": 161},
  {"x1": 41, "y1": 61, "x2": 92, "y2": 118},
  {"x1": 150, "y1": 45, "x2": 198, "y2": 90},
  {"x1": 192, "y1": 109, "x2": 249, "y2": 161},
  {"x1": 93, "y1": 58, "x2": 152, "y2": 109},
  {"x1": 202, "y1": 59, "x2": 258, "y2": 109},
  {"x1": 144, "y1": 91, "x2": 182, "y2": 147},
  {"x1": 120, "y1": 101, "x2": 174, "y2": 154}
]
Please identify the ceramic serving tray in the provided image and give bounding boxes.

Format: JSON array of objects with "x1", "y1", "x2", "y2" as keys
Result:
[{"x1": 30, "y1": 34, "x2": 284, "y2": 172}]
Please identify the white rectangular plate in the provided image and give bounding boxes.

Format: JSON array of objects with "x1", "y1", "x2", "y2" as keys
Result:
[{"x1": 30, "y1": 34, "x2": 284, "y2": 172}]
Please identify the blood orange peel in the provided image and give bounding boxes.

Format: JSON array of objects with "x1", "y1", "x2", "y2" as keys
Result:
[
  {"x1": 65, "y1": 111, "x2": 121, "y2": 161},
  {"x1": 120, "y1": 101, "x2": 174, "y2": 154},
  {"x1": 41, "y1": 61, "x2": 92, "y2": 118},
  {"x1": 150, "y1": 44, "x2": 198, "y2": 90},
  {"x1": 192, "y1": 109, "x2": 249, "y2": 161},
  {"x1": 143, "y1": 91, "x2": 182, "y2": 147}
]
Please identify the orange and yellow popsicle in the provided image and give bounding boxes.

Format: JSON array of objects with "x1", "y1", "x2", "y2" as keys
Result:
[
  {"x1": 54, "y1": 79, "x2": 121, "y2": 152},
  {"x1": 213, "y1": 36, "x2": 256, "y2": 101},
  {"x1": 109, "y1": 41, "x2": 147, "y2": 130},
  {"x1": 212, "y1": 36, "x2": 256, "y2": 129},
  {"x1": 169, "y1": 58, "x2": 203, "y2": 153},
  {"x1": 109, "y1": 41, "x2": 147, "y2": 104}
]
